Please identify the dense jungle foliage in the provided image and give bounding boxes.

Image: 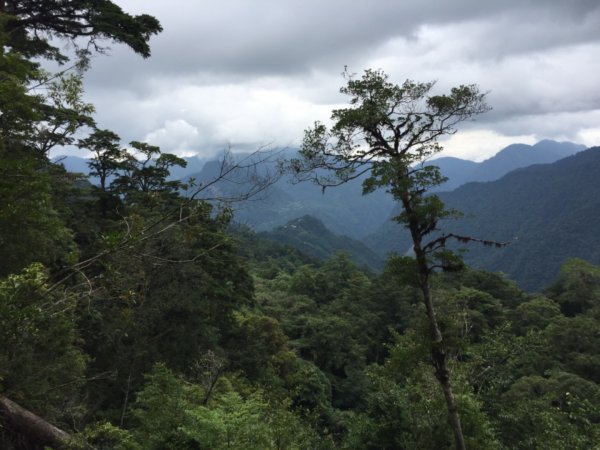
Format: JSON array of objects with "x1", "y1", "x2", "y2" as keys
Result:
[{"x1": 2, "y1": 2, "x2": 600, "y2": 449}]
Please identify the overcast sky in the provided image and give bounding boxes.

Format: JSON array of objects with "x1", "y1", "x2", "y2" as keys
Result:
[{"x1": 75, "y1": 0, "x2": 600, "y2": 161}]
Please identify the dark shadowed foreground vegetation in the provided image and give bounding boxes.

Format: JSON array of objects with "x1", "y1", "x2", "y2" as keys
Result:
[{"x1": 2, "y1": 2, "x2": 600, "y2": 449}]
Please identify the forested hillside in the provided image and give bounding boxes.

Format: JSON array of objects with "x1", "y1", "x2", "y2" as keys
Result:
[
  {"x1": 2, "y1": 2, "x2": 600, "y2": 450},
  {"x1": 259, "y1": 215, "x2": 384, "y2": 270},
  {"x1": 58, "y1": 138, "x2": 584, "y2": 248},
  {"x1": 367, "y1": 148, "x2": 600, "y2": 291},
  {"x1": 182, "y1": 139, "x2": 584, "y2": 238}
]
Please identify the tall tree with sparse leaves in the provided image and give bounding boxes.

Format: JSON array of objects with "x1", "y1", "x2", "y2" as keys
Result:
[{"x1": 291, "y1": 68, "x2": 490, "y2": 449}]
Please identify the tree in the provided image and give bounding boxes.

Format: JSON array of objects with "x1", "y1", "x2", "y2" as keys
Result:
[
  {"x1": 0, "y1": 145, "x2": 77, "y2": 277},
  {"x1": 0, "y1": 2, "x2": 162, "y2": 445},
  {"x1": 0, "y1": 0, "x2": 161, "y2": 151},
  {"x1": 291, "y1": 68, "x2": 490, "y2": 449},
  {"x1": 0, "y1": 264, "x2": 87, "y2": 448},
  {"x1": 0, "y1": 0, "x2": 163, "y2": 277},
  {"x1": 111, "y1": 141, "x2": 187, "y2": 209},
  {"x1": 545, "y1": 258, "x2": 600, "y2": 316},
  {"x1": 80, "y1": 128, "x2": 125, "y2": 191},
  {"x1": 128, "y1": 364, "x2": 319, "y2": 450},
  {"x1": 31, "y1": 72, "x2": 96, "y2": 155},
  {"x1": 0, "y1": 0, "x2": 162, "y2": 63},
  {"x1": 75, "y1": 197, "x2": 256, "y2": 421},
  {"x1": 351, "y1": 330, "x2": 500, "y2": 449}
]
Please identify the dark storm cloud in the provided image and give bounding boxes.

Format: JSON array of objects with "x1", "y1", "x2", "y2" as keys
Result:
[{"x1": 91, "y1": 0, "x2": 600, "y2": 80}]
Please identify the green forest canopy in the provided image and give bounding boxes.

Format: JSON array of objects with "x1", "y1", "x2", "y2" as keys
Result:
[{"x1": 1, "y1": 2, "x2": 600, "y2": 449}]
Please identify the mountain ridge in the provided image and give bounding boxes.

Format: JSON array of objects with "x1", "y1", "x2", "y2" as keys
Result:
[
  {"x1": 365, "y1": 147, "x2": 600, "y2": 290},
  {"x1": 259, "y1": 215, "x2": 384, "y2": 271},
  {"x1": 184, "y1": 140, "x2": 584, "y2": 238}
]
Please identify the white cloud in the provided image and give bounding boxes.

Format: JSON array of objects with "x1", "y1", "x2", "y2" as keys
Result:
[
  {"x1": 577, "y1": 127, "x2": 600, "y2": 149},
  {"x1": 438, "y1": 130, "x2": 537, "y2": 161},
  {"x1": 94, "y1": 79, "x2": 338, "y2": 158},
  {"x1": 144, "y1": 119, "x2": 200, "y2": 156},
  {"x1": 72, "y1": 0, "x2": 600, "y2": 160}
]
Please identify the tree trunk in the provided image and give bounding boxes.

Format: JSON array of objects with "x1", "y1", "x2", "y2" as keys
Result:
[
  {"x1": 412, "y1": 241, "x2": 466, "y2": 450},
  {"x1": 0, "y1": 396, "x2": 72, "y2": 449},
  {"x1": 419, "y1": 276, "x2": 467, "y2": 450}
]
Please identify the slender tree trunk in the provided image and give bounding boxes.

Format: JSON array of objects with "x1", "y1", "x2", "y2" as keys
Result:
[
  {"x1": 120, "y1": 365, "x2": 134, "y2": 427},
  {"x1": 414, "y1": 244, "x2": 467, "y2": 450},
  {"x1": 419, "y1": 272, "x2": 467, "y2": 450}
]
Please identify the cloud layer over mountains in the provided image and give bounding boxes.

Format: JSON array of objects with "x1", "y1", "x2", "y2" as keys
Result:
[{"x1": 75, "y1": 0, "x2": 600, "y2": 161}]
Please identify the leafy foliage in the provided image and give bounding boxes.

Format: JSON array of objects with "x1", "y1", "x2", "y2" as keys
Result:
[
  {"x1": 0, "y1": 264, "x2": 87, "y2": 426},
  {"x1": 126, "y1": 364, "x2": 321, "y2": 450},
  {"x1": 292, "y1": 68, "x2": 491, "y2": 448},
  {"x1": 3, "y1": 4, "x2": 600, "y2": 449},
  {"x1": 1, "y1": 0, "x2": 162, "y2": 62}
]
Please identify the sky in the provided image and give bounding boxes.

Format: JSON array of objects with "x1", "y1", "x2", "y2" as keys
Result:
[{"x1": 75, "y1": 0, "x2": 600, "y2": 161}]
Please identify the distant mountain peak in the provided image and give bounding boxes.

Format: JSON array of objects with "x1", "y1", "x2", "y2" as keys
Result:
[
  {"x1": 429, "y1": 139, "x2": 585, "y2": 191},
  {"x1": 366, "y1": 147, "x2": 600, "y2": 291}
]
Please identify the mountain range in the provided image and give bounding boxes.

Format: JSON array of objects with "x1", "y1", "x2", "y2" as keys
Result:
[
  {"x1": 182, "y1": 140, "x2": 584, "y2": 239},
  {"x1": 59, "y1": 139, "x2": 582, "y2": 240},
  {"x1": 429, "y1": 139, "x2": 585, "y2": 191},
  {"x1": 366, "y1": 147, "x2": 600, "y2": 291},
  {"x1": 55, "y1": 139, "x2": 594, "y2": 291}
]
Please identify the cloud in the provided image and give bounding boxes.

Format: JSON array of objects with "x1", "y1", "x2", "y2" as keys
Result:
[
  {"x1": 89, "y1": 78, "x2": 336, "y2": 157},
  {"x1": 70, "y1": 0, "x2": 600, "y2": 159},
  {"x1": 144, "y1": 119, "x2": 200, "y2": 156},
  {"x1": 99, "y1": 0, "x2": 600, "y2": 81},
  {"x1": 439, "y1": 130, "x2": 537, "y2": 161},
  {"x1": 577, "y1": 127, "x2": 600, "y2": 148}
]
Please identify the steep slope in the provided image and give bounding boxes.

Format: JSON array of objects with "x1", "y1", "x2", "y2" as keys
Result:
[
  {"x1": 259, "y1": 215, "x2": 384, "y2": 270},
  {"x1": 366, "y1": 147, "x2": 600, "y2": 291},
  {"x1": 185, "y1": 154, "x2": 396, "y2": 239}
]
